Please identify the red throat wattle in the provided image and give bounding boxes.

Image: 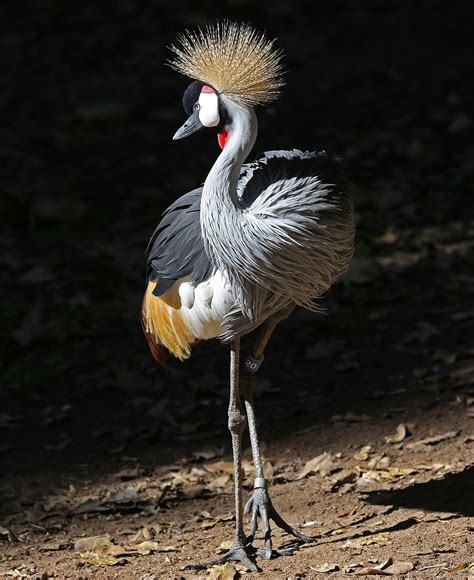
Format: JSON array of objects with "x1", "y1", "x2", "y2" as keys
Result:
[{"x1": 218, "y1": 130, "x2": 229, "y2": 150}]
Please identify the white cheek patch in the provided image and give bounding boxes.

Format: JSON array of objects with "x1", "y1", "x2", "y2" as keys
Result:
[{"x1": 198, "y1": 92, "x2": 220, "y2": 127}]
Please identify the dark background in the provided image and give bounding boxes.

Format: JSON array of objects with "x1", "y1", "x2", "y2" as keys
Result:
[{"x1": 1, "y1": 0, "x2": 473, "y2": 500}]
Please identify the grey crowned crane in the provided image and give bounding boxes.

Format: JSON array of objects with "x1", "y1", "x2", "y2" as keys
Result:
[{"x1": 141, "y1": 22, "x2": 355, "y2": 571}]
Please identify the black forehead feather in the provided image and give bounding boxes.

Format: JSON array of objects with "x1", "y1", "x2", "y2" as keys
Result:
[{"x1": 182, "y1": 80, "x2": 205, "y2": 115}]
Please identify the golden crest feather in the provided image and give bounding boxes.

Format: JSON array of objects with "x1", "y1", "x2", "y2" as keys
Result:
[{"x1": 168, "y1": 21, "x2": 285, "y2": 106}]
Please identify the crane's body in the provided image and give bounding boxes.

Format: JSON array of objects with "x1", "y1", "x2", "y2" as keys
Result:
[
  {"x1": 142, "y1": 22, "x2": 355, "y2": 571},
  {"x1": 143, "y1": 119, "x2": 353, "y2": 360}
]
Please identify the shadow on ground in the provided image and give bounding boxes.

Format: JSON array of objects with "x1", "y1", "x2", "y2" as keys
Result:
[{"x1": 366, "y1": 465, "x2": 474, "y2": 518}]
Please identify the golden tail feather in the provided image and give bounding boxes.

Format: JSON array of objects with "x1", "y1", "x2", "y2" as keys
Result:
[{"x1": 141, "y1": 280, "x2": 194, "y2": 362}]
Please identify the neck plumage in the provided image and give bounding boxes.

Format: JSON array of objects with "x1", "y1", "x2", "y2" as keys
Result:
[{"x1": 200, "y1": 100, "x2": 258, "y2": 267}]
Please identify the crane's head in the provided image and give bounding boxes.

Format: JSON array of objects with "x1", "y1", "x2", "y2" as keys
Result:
[
  {"x1": 172, "y1": 80, "x2": 227, "y2": 146},
  {"x1": 169, "y1": 21, "x2": 284, "y2": 149}
]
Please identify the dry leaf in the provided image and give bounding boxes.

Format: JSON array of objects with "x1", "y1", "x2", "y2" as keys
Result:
[
  {"x1": 344, "y1": 533, "x2": 391, "y2": 549},
  {"x1": 80, "y1": 547, "x2": 126, "y2": 567},
  {"x1": 39, "y1": 540, "x2": 71, "y2": 551},
  {"x1": 74, "y1": 532, "x2": 171, "y2": 564},
  {"x1": 406, "y1": 431, "x2": 458, "y2": 449},
  {"x1": 42, "y1": 494, "x2": 75, "y2": 512},
  {"x1": 324, "y1": 470, "x2": 357, "y2": 492},
  {"x1": 77, "y1": 538, "x2": 127, "y2": 567},
  {"x1": 122, "y1": 541, "x2": 175, "y2": 555},
  {"x1": 443, "y1": 562, "x2": 469, "y2": 572},
  {"x1": 310, "y1": 562, "x2": 340, "y2": 573},
  {"x1": 385, "y1": 423, "x2": 408, "y2": 443},
  {"x1": 74, "y1": 534, "x2": 112, "y2": 551},
  {"x1": 367, "y1": 454, "x2": 391, "y2": 469},
  {"x1": 356, "y1": 464, "x2": 415, "y2": 484},
  {"x1": 130, "y1": 527, "x2": 153, "y2": 543},
  {"x1": 386, "y1": 466, "x2": 416, "y2": 477},
  {"x1": 206, "y1": 474, "x2": 231, "y2": 491},
  {"x1": 201, "y1": 513, "x2": 234, "y2": 529},
  {"x1": 204, "y1": 461, "x2": 235, "y2": 474},
  {"x1": 354, "y1": 445, "x2": 372, "y2": 461},
  {"x1": 170, "y1": 470, "x2": 191, "y2": 485},
  {"x1": 356, "y1": 558, "x2": 414, "y2": 575},
  {"x1": 356, "y1": 566, "x2": 392, "y2": 576},
  {"x1": 344, "y1": 562, "x2": 365, "y2": 573},
  {"x1": 296, "y1": 452, "x2": 335, "y2": 479},
  {"x1": 208, "y1": 562, "x2": 239, "y2": 579},
  {"x1": 355, "y1": 557, "x2": 393, "y2": 575},
  {"x1": 131, "y1": 540, "x2": 160, "y2": 554},
  {"x1": 385, "y1": 560, "x2": 415, "y2": 574},
  {"x1": 188, "y1": 467, "x2": 208, "y2": 481}
]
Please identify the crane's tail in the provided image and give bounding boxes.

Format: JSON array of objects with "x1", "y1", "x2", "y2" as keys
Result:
[
  {"x1": 141, "y1": 280, "x2": 194, "y2": 363},
  {"x1": 141, "y1": 294, "x2": 171, "y2": 365}
]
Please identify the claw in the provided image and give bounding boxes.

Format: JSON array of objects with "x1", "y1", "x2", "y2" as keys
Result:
[{"x1": 183, "y1": 544, "x2": 258, "y2": 572}]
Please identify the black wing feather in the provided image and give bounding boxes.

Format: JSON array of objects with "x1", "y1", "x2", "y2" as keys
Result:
[{"x1": 146, "y1": 187, "x2": 213, "y2": 296}]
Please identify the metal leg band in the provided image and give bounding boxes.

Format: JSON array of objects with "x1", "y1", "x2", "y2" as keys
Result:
[
  {"x1": 244, "y1": 354, "x2": 264, "y2": 374},
  {"x1": 254, "y1": 477, "x2": 267, "y2": 489}
]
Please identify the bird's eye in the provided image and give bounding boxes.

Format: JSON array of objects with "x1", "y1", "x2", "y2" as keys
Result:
[{"x1": 193, "y1": 102, "x2": 200, "y2": 112}]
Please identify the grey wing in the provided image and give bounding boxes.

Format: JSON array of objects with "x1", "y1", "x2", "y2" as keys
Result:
[
  {"x1": 146, "y1": 187, "x2": 214, "y2": 296},
  {"x1": 222, "y1": 149, "x2": 355, "y2": 330}
]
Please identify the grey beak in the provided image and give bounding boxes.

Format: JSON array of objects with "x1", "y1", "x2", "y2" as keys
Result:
[{"x1": 173, "y1": 109, "x2": 204, "y2": 140}]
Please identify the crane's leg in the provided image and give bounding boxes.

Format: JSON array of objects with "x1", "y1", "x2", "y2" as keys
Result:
[
  {"x1": 242, "y1": 309, "x2": 313, "y2": 559},
  {"x1": 184, "y1": 339, "x2": 258, "y2": 572}
]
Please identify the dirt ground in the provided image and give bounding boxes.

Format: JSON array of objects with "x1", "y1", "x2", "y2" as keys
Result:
[{"x1": 1, "y1": 1, "x2": 473, "y2": 578}]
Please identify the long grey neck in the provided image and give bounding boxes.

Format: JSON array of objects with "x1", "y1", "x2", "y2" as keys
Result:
[{"x1": 200, "y1": 100, "x2": 258, "y2": 266}]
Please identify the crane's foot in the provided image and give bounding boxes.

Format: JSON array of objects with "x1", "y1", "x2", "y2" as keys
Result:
[
  {"x1": 183, "y1": 542, "x2": 258, "y2": 572},
  {"x1": 245, "y1": 483, "x2": 313, "y2": 559}
]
